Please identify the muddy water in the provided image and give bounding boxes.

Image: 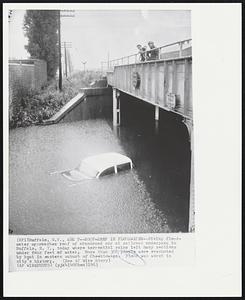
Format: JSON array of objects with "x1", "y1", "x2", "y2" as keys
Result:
[{"x1": 9, "y1": 120, "x2": 171, "y2": 235}]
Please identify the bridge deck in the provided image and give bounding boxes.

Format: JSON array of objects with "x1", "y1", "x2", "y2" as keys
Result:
[
  {"x1": 107, "y1": 52, "x2": 194, "y2": 232},
  {"x1": 107, "y1": 55, "x2": 192, "y2": 120}
]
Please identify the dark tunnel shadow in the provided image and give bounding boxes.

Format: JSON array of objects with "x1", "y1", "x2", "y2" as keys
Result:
[{"x1": 108, "y1": 92, "x2": 191, "y2": 232}]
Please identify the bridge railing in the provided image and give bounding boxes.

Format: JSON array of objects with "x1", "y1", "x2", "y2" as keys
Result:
[{"x1": 101, "y1": 38, "x2": 192, "y2": 72}]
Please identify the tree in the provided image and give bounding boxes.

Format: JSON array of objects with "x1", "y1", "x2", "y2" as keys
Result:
[{"x1": 23, "y1": 10, "x2": 59, "y2": 79}]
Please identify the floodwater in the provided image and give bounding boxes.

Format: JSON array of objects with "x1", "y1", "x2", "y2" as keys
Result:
[
  {"x1": 117, "y1": 93, "x2": 191, "y2": 232},
  {"x1": 9, "y1": 93, "x2": 191, "y2": 234}
]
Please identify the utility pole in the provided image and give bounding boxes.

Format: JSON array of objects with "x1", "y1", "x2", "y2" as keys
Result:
[
  {"x1": 61, "y1": 42, "x2": 72, "y2": 77},
  {"x1": 58, "y1": 10, "x2": 75, "y2": 89},
  {"x1": 67, "y1": 49, "x2": 73, "y2": 75},
  {"x1": 58, "y1": 10, "x2": 62, "y2": 91},
  {"x1": 82, "y1": 61, "x2": 87, "y2": 72},
  {"x1": 107, "y1": 51, "x2": 110, "y2": 70},
  {"x1": 64, "y1": 42, "x2": 67, "y2": 78}
]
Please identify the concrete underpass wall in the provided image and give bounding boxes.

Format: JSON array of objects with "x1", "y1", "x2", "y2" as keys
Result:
[{"x1": 60, "y1": 92, "x2": 113, "y2": 123}]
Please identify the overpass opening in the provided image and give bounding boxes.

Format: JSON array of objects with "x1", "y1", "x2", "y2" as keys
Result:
[{"x1": 114, "y1": 91, "x2": 191, "y2": 232}]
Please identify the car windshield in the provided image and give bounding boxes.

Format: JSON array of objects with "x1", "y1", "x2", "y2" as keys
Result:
[{"x1": 77, "y1": 161, "x2": 99, "y2": 178}]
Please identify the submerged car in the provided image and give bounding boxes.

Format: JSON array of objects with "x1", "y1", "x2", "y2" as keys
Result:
[{"x1": 61, "y1": 152, "x2": 133, "y2": 182}]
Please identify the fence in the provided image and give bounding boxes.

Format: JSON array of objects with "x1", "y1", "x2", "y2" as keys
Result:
[
  {"x1": 101, "y1": 39, "x2": 192, "y2": 72},
  {"x1": 9, "y1": 59, "x2": 47, "y2": 90}
]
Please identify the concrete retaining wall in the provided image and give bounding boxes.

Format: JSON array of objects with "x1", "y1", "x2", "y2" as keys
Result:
[
  {"x1": 61, "y1": 87, "x2": 112, "y2": 123},
  {"x1": 60, "y1": 93, "x2": 112, "y2": 123},
  {"x1": 43, "y1": 87, "x2": 112, "y2": 125}
]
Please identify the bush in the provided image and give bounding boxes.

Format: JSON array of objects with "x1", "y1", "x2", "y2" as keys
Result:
[
  {"x1": 9, "y1": 79, "x2": 38, "y2": 128},
  {"x1": 9, "y1": 71, "x2": 103, "y2": 129}
]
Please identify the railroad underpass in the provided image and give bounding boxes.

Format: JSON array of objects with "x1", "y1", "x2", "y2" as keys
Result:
[
  {"x1": 116, "y1": 92, "x2": 191, "y2": 232},
  {"x1": 9, "y1": 39, "x2": 194, "y2": 234}
]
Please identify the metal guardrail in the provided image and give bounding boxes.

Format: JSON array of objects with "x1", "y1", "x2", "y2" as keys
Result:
[{"x1": 101, "y1": 38, "x2": 192, "y2": 72}]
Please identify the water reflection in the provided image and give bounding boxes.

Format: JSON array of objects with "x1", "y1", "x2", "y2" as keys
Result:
[{"x1": 154, "y1": 120, "x2": 159, "y2": 135}]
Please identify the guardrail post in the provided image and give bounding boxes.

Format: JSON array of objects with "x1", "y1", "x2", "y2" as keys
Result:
[{"x1": 179, "y1": 42, "x2": 183, "y2": 57}]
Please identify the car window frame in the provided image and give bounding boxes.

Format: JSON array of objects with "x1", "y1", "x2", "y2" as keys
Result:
[
  {"x1": 98, "y1": 166, "x2": 116, "y2": 178},
  {"x1": 116, "y1": 162, "x2": 132, "y2": 173}
]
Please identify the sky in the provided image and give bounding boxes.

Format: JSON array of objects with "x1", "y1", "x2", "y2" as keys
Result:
[{"x1": 8, "y1": 9, "x2": 191, "y2": 70}]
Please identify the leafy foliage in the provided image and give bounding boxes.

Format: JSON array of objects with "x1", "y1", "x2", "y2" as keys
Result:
[
  {"x1": 23, "y1": 10, "x2": 59, "y2": 79},
  {"x1": 9, "y1": 71, "x2": 103, "y2": 129}
]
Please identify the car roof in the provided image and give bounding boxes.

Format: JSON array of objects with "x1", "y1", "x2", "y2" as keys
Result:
[{"x1": 82, "y1": 152, "x2": 132, "y2": 173}]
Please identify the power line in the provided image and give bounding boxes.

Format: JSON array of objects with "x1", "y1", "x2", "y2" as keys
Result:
[
  {"x1": 58, "y1": 10, "x2": 75, "y2": 90},
  {"x1": 61, "y1": 42, "x2": 72, "y2": 48},
  {"x1": 60, "y1": 10, "x2": 75, "y2": 18}
]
